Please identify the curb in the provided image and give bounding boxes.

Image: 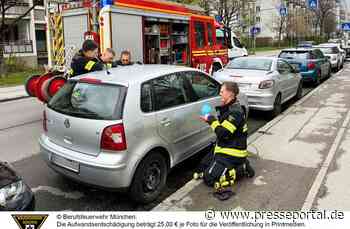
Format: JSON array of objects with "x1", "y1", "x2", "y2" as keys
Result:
[{"x1": 153, "y1": 68, "x2": 344, "y2": 211}]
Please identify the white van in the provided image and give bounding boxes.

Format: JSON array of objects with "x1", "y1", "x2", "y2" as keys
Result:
[{"x1": 216, "y1": 29, "x2": 248, "y2": 60}]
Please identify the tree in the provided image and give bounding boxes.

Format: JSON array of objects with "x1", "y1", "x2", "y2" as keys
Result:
[
  {"x1": 0, "y1": 0, "x2": 41, "y2": 77},
  {"x1": 286, "y1": 0, "x2": 337, "y2": 37}
]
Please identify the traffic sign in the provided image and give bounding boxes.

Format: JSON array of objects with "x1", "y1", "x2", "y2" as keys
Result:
[
  {"x1": 279, "y1": 6, "x2": 288, "y2": 17},
  {"x1": 342, "y1": 23, "x2": 350, "y2": 31},
  {"x1": 307, "y1": 0, "x2": 318, "y2": 10},
  {"x1": 250, "y1": 27, "x2": 261, "y2": 36}
]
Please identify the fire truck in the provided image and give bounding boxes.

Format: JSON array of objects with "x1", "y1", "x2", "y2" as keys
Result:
[{"x1": 26, "y1": 0, "x2": 233, "y2": 102}]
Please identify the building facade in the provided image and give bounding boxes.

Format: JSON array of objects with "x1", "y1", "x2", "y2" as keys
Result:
[{"x1": 2, "y1": 0, "x2": 47, "y2": 68}]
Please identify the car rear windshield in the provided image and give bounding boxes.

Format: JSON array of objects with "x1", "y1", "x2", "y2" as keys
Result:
[
  {"x1": 227, "y1": 58, "x2": 272, "y2": 71},
  {"x1": 48, "y1": 81, "x2": 126, "y2": 120},
  {"x1": 279, "y1": 51, "x2": 310, "y2": 59}
]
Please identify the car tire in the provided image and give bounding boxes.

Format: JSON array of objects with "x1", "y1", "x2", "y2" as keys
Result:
[
  {"x1": 270, "y1": 94, "x2": 282, "y2": 118},
  {"x1": 327, "y1": 67, "x2": 332, "y2": 78},
  {"x1": 314, "y1": 71, "x2": 321, "y2": 86},
  {"x1": 294, "y1": 82, "x2": 303, "y2": 101},
  {"x1": 129, "y1": 152, "x2": 167, "y2": 204},
  {"x1": 211, "y1": 63, "x2": 222, "y2": 75}
]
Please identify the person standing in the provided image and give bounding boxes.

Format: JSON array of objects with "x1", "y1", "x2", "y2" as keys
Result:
[{"x1": 68, "y1": 40, "x2": 103, "y2": 77}]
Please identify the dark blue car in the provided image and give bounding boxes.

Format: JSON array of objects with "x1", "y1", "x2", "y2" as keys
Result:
[{"x1": 278, "y1": 48, "x2": 331, "y2": 86}]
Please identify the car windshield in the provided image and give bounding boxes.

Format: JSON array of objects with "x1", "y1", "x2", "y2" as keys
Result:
[
  {"x1": 226, "y1": 58, "x2": 272, "y2": 71},
  {"x1": 48, "y1": 81, "x2": 125, "y2": 120},
  {"x1": 279, "y1": 51, "x2": 309, "y2": 59}
]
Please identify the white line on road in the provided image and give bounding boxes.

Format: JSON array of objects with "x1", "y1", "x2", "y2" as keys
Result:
[{"x1": 302, "y1": 109, "x2": 350, "y2": 211}]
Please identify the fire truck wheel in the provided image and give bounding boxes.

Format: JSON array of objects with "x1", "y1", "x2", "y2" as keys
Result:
[
  {"x1": 211, "y1": 63, "x2": 222, "y2": 75},
  {"x1": 24, "y1": 75, "x2": 40, "y2": 97}
]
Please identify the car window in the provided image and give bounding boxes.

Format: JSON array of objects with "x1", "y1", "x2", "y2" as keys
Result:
[
  {"x1": 309, "y1": 51, "x2": 317, "y2": 59},
  {"x1": 152, "y1": 73, "x2": 188, "y2": 111},
  {"x1": 227, "y1": 58, "x2": 272, "y2": 71},
  {"x1": 195, "y1": 22, "x2": 205, "y2": 48},
  {"x1": 48, "y1": 81, "x2": 125, "y2": 120},
  {"x1": 277, "y1": 61, "x2": 292, "y2": 74},
  {"x1": 279, "y1": 51, "x2": 310, "y2": 59},
  {"x1": 181, "y1": 71, "x2": 220, "y2": 101},
  {"x1": 207, "y1": 23, "x2": 214, "y2": 46},
  {"x1": 232, "y1": 37, "x2": 243, "y2": 48},
  {"x1": 314, "y1": 50, "x2": 324, "y2": 59},
  {"x1": 140, "y1": 82, "x2": 153, "y2": 113}
]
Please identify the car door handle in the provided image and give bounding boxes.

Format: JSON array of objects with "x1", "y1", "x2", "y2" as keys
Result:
[{"x1": 160, "y1": 118, "x2": 171, "y2": 127}]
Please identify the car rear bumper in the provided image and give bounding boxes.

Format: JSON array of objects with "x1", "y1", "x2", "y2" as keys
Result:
[
  {"x1": 39, "y1": 135, "x2": 131, "y2": 189},
  {"x1": 301, "y1": 71, "x2": 317, "y2": 82},
  {"x1": 244, "y1": 92, "x2": 275, "y2": 111}
]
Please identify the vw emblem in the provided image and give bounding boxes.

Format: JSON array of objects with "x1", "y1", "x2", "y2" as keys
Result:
[{"x1": 64, "y1": 119, "x2": 70, "y2": 128}]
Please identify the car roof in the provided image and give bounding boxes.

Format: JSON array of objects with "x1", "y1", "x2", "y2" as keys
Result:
[
  {"x1": 72, "y1": 64, "x2": 202, "y2": 86},
  {"x1": 234, "y1": 56, "x2": 277, "y2": 61},
  {"x1": 317, "y1": 43, "x2": 338, "y2": 47},
  {"x1": 281, "y1": 48, "x2": 314, "y2": 52}
]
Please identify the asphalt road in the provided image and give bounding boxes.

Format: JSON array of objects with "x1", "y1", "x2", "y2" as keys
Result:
[{"x1": 0, "y1": 75, "x2": 324, "y2": 211}]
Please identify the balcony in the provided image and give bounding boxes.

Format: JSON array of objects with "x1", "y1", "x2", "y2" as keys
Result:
[{"x1": 2, "y1": 40, "x2": 33, "y2": 54}]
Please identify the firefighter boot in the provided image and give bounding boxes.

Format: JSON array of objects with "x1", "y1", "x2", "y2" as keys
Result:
[
  {"x1": 193, "y1": 172, "x2": 204, "y2": 180},
  {"x1": 244, "y1": 161, "x2": 255, "y2": 178},
  {"x1": 214, "y1": 173, "x2": 235, "y2": 191}
]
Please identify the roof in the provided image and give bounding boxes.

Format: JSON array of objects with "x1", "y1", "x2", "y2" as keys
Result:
[
  {"x1": 281, "y1": 48, "x2": 314, "y2": 52},
  {"x1": 73, "y1": 64, "x2": 198, "y2": 86}
]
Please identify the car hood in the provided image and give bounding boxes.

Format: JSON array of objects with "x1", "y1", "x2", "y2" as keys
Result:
[
  {"x1": 213, "y1": 68, "x2": 271, "y2": 83},
  {"x1": 0, "y1": 162, "x2": 20, "y2": 188}
]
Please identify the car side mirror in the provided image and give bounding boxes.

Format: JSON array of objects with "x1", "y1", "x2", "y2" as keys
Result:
[{"x1": 326, "y1": 56, "x2": 331, "y2": 60}]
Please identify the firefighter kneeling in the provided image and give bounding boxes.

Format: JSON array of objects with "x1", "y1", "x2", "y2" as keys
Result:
[{"x1": 197, "y1": 82, "x2": 255, "y2": 200}]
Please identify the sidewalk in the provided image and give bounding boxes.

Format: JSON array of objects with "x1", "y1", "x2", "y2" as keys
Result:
[
  {"x1": 0, "y1": 85, "x2": 28, "y2": 103},
  {"x1": 154, "y1": 66, "x2": 350, "y2": 211},
  {"x1": 253, "y1": 49, "x2": 281, "y2": 57}
]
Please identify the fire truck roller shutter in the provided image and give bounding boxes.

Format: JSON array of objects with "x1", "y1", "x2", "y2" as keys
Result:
[
  {"x1": 63, "y1": 11, "x2": 89, "y2": 53},
  {"x1": 111, "y1": 13, "x2": 143, "y2": 63}
]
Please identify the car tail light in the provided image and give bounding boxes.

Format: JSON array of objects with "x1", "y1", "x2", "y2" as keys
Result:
[
  {"x1": 101, "y1": 124, "x2": 127, "y2": 151},
  {"x1": 259, "y1": 80, "x2": 274, "y2": 89},
  {"x1": 307, "y1": 62, "x2": 316, "y2": 70},
  {"x1": 43, "y1": 110, "x2": 47, "y2": 132}
]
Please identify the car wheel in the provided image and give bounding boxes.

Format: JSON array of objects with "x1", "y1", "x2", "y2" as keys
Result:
[
  {"x1": 211, "y1": 63, "x2": 222, "y2": 75},
  {"x1": 327, "y1": 67, "x2": 332, "y2": 78},
  {"x1": 314, "y1": 71, "x2": 321, "y2": 86},
  {"x1": 129, "y1": 152, "x2": 167, "y2": 204},
  {"x1": 294, "y1": 82, "x2": 303, "y2": 101},
  {"x1": 270, "y1": 94, "x2": 282, "y2": 118}
]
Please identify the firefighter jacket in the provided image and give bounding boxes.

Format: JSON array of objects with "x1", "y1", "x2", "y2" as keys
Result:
[
  {"x1": 68, "y1": 50, "x2": 104, "y2": 77},
  {"x1": 207, "y1": 101, "x2": 248, "y2": 158}
]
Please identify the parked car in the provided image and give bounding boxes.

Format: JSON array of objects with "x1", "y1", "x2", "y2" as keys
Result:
[
  {"x1": 0, "y1": 162, "x2": 35, "y2": 211},
  {"x1": 296, "y1": 41, "x2": 314, "y2": 48},
  {"x1": 318, "y1": 43, "x2": 345, "y2": 69},
  {"x1": 278, "y1": 48, "x2": 331, "y2": 85},
  {"x1": 213, "y1": 57, "x2": 302, "y2": 117},
  {"x1": 39, "y1": 65, "x2": 249, "y2": 204}
]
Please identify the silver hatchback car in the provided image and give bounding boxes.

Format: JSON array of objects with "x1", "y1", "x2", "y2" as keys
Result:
[
  {"x1": 213, "y1": 57, "x2": 302, "y2": 117},
  {"x1": 39, "y1": 65, "x2": 249, "y2": 203}
]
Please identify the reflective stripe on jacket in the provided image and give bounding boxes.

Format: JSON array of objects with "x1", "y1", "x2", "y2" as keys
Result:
[{"x1": 210, "y1": 101, "x2": 248, "y2": 158}]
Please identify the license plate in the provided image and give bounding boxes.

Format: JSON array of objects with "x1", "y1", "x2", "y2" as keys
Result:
[
  {"x1": 238, "y1": 83, "x2": 250, "y2": 89},
  {"x1": 51, "y1": 154, "x2": 80, "y2": 173}
]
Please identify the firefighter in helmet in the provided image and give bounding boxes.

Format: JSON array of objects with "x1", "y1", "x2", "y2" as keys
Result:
[
  {"x1": 198, "y1": 81, "x2": 255, "y2": 199},
  {"x1": 68, "y1": 40, "x2": 103, "y2": 77}
]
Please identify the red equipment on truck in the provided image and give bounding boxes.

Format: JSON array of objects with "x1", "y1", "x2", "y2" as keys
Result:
[{"x1": 26, "y1": 0, "x2": 231, "y2": 102}]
